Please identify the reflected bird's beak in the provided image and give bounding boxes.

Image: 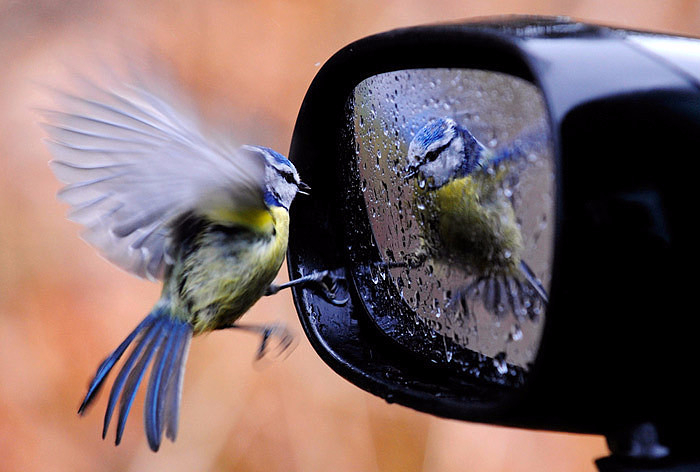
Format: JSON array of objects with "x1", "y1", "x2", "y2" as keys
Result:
[{"x1": 404, "y1": 167, "x2": 419, "y2": 181}]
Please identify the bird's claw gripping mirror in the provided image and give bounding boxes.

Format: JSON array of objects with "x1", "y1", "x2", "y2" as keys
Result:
[
  {"x1": 287, "y1": 16, "x2": 700, "y2": 471},
  {"x1": 267, "y1": 268, "x2": 349, "y2": 306},
  {"x1": 298, "y1": 269, "x2": 350, "y2": 306}
]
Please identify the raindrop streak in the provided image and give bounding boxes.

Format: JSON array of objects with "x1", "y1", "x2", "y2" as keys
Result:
[
  {"x1": 493, "y1": 352, "x2": 509, "y2": 375},
  {"x1": 509, "y1": 324, "x2": 523, "y2": 342}
]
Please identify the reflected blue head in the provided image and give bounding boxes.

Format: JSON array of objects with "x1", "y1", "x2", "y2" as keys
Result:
[
  {"x1": 412, "y1": 118, "x2": 454, "y2": 154},
  {"x1": 406, "y1": 118, "x2": 485, "y2": 186}
]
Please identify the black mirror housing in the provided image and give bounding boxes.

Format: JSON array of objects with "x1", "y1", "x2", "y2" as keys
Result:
[{"x1": 286, "y1": 16, "x2": 700, "y2": 454}]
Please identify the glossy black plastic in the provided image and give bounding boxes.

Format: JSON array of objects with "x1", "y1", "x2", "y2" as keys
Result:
[{"x1": 286, "y1": 16, "x2": 700, "y2": 452}]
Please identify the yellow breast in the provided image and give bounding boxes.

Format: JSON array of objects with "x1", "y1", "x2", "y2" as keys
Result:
[
  {"x1": 168, "y1": 205, "x2": 290, "y2": 334},
  {"x1": 417, "y1": 173, "x2": 523, "y2": 275},
  {"x1": 206, "y1": 205, "x2": 275, "y2": 234}
]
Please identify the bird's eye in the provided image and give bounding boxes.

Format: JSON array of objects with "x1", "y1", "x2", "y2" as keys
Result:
[
  {"x1": 283, "y1": 171, "x2": 296, "y2": 184},
  {"x1": 424, "y1": 149, "x2": 440, "y2": 162},
  {"x1": 423, "y1": 142, "x2": 450, "y2": 164}
]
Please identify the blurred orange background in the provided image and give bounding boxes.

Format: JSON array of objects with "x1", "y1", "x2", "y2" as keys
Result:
[{"x1": 1, "y1": 1, "x2": 697, "y2": 471}]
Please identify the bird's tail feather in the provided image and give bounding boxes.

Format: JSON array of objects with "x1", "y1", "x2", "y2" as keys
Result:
[
  {"x1": 455, "y1": 261, "x2": 548, "y2": 320},
  {"x1": 78, "y1": 308, "x2": 193, "y2": 451},
  {"x1": 518, "y1": 260, "x2": 549, "y2": 305}
]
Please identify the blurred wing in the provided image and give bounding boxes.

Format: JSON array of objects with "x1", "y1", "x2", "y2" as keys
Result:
[
  {"x1": 481, "y1": 121, "x2": 550, "y2": 170},
  {"x1": 41, "y1": 73, "x2": 266, "y2": 281}
]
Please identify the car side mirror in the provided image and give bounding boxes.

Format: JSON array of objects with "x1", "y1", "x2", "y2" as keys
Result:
[{"x1": 287, "y1": 16, "x2": 700, "y2": 471}]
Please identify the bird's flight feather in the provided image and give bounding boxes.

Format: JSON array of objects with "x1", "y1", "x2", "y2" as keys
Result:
[{"x1": 41, "y1": 71, "x2": 267, "y2": 281}]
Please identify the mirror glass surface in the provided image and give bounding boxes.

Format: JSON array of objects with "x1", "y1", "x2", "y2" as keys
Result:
[{"x1": 348, "y1": 69, "x2": 554, "y2": 371}]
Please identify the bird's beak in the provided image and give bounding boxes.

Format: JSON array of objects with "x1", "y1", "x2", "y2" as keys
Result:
[
  {"x1": 297, "y1": 181, "x2": 311, "y2": 195},
  {"x1": 404, "y1": 167, "x2": 418, "y2": 181}
]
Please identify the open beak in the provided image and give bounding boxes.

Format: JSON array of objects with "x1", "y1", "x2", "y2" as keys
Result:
[
  {"x1": 404, "y1": 167, "x2": 419, "y2": 181},
  {"x1": 297, "y1": 181, "x2": 311, "y2": 195}
]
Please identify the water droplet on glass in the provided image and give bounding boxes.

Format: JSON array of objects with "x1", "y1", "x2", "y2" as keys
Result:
[
  {"x1": 444, "y1": 338, "x2": 453, "y2": 362},
  {"x1": 493, "y1": 352, "x2": 508, "y2": 375},
  {"x1": 508, "y1": 324, "x2": 523, "y2": 342}
]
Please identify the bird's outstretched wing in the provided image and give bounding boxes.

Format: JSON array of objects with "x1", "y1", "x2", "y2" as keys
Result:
[
  {"x1": 41, "y1": 71, "x2": 266, "y2": 281},
  {"x1": 478, "y1": 122, "x2": 550, "y2": 171}
]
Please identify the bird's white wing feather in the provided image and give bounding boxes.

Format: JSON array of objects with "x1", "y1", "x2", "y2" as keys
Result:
[{"x1": 42, "y1": 73, "x2": 266, "y2": 281}]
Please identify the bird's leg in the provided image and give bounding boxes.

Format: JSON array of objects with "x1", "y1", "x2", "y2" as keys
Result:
[
  {"x1": 382, "y1": 250, "x2": 428, "y2": 270},
  {"x1": 223, "y1": 323, "x2": 297, "y2": 360},
  {"x1": 266, "y1": 269, "x2": 348, "y2": 306}
]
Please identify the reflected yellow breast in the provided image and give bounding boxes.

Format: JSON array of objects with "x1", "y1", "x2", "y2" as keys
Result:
[{"x1": 419, "y1": 173, "x2": 523, "y2": 275}]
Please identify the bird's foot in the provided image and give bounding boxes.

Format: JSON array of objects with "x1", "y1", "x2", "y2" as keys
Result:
[
  {"x1": 255, "y1": 323, "x2": 296, "y2": 360},
  {"x1": 266, "y1": 269, "x2": 348, "y2": 306},
  {"x1": 381, "y1": 251, "x2": 428, "y2": 270},
  {"x1": 227, "y1": 323, "x2": 297, "y2": 360}
]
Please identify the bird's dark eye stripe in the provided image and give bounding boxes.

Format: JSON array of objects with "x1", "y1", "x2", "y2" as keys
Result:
[
  {"x1": 425, "y1": 142, "x2": 450, "y2": 163},
  {"x1": 282, "y1": 171, "x2": 296, "y2": 183},
  {"x1": 425, "y1": 150, "x2": 439, "y2": 162}
]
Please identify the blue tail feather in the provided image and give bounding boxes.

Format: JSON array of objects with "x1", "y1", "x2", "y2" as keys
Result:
[
  {"x1": 78, "y1": 309, "x2": 193, "y2": 451},
  {"x1": 102, "y1": 319, "x2": 158, "y2": 439},
  {"x1": 102, "y1": 316, "x2": 161, "y2": 440},
  {"x1": 519, "y1": 260, "x2": 549, "y2": 304},
  {"x1": 78, "y1": 315, "x2": 156, "y2": 415},
  {"x1": 144, "y1": 321, "x2": 180, "y2": 451},
  {"x1": 163, "y1": 323, "x2": 191, "y2": 442},
  {"x1": 115, "y1": 319, "x2": 166, "y2": 445},
  {"x1": 163, "y1": 322, "x2": 191, "y2": 443}
]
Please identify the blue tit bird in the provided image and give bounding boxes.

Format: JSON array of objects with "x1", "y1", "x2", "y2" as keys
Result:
[
  {"x1": 41, "y1": 69, "x2": 344, "y2": 451},
  {"x1": 404, "y1": 117, "x2": 548, "y2": 319}
]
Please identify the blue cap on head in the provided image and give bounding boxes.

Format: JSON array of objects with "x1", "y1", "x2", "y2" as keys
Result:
[
  {"x1": 412, "y1": 118, "x2": 453, "y2": 152},
  {"x1": 406, "y1": 118, "x2": 487, "y2": 188},
  {"x1": 241, "y1": 145, "x2": 301, "y2": 210},
  {"x1": 257, "y1": 146, "x2": 292, "y2": 167}
]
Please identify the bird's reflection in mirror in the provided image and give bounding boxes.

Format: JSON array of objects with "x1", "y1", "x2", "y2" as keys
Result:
[
  {"x1": 404, "y1": 116, "x2": 548, "y2": 319},
  {"x1": 351, "y1": 69, "x2": 554, "y2": 369}
]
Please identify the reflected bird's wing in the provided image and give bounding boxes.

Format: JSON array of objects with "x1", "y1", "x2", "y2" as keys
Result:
[
  {"x1": 41, "y1": 71, "x2": 267, "y2": 281},
  {"x1": 479, "y1": 121, "x2": 550, "y2": 170}
]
